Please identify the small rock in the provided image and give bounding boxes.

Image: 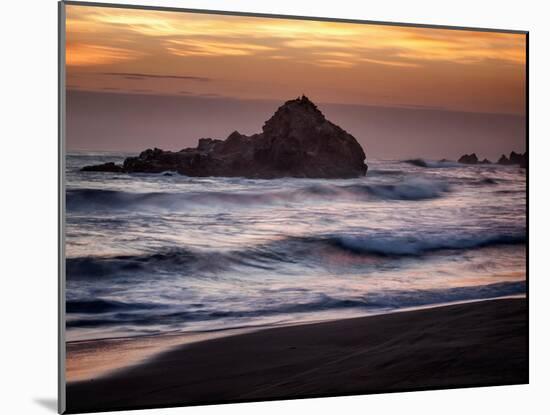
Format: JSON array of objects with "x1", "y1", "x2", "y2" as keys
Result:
[{"x1": 458, "y1": 153, "x2": 479, "y2": 164}]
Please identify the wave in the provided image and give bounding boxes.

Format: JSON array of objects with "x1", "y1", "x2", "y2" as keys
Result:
[
  {"x1": 66, "y1": 178, "x2": 451, "y2": 212},
  {"x1": 66, "y1": 244, "x2": 296, "y2": 280},
  {"x1": 403, "y1": 159, "x2": 461, "y2": 168},
  {"x1": 329, "y1": 231, "x2": 525, "y2": 256},
  {"x1": 367, "y1": 169, "x2": 404, "y2": 176},
  {"x1": 457, "y1": 177, "x2": 500, "y2": 186},
  {"x1": 66, "y1": 299, "x2": 165, "y2": 314},
  {"x1": 66, "y1": 281, "x2": 525, "y2": 328},
  {"x1": 66, "y1": 228, "x2": 526, "y2": 280},
  {"x1": 345, "y1": 179, "x2": 450, "y2": 200},
  {"x1": 66, "y1": 248, "x2": 225, "y2": 280},
  {"x1": 300, "y1": 179, "x2": 449, "y2": 201}
]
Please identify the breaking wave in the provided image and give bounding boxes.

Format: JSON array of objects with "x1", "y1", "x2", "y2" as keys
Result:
[
  {"x1": 66, "y1": 178, "x2": 451, "y2": 212},
  {"x1": 329, "y1": 232, "x2": 525, "y2": 256},
  {"x1": 66, "y1": 299, "x2": 165, "y2": 314},
  {"x1": 66, "y1": 228, "x2": 526, "y2": 280},
  {"x1": 66, "y1": 280, "x2": 525, "y2": 329},
  {"x1": 403, "y1": 159, "x2": 461, "y2": 168}
]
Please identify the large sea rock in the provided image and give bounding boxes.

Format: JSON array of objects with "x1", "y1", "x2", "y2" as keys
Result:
[{"x1": 82, "y1": 96, "x2": 368, "y2": 179}]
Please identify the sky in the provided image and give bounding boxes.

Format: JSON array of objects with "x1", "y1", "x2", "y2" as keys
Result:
[{"x1": 65, "y1": 4, "x2": 527, "y2": 159}]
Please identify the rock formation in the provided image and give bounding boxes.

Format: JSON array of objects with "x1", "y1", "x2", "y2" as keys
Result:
[
  {"x1": 404, "y1": 159, "x2": 428, "y2": 167},
  {"x1": 458, "y1": 153, "x2": 479, "y2": 164},
  {"x1": 457, "y1": 151, "x2": 528, "y2": 167},
  {"x1": 81, "y1": 96, "x2": 368, "y2": 179},
  {"x1": 519, "y1": 156, "x2": 527, "y2": 169},
  {"x1": 81, "y1": 162, "x2": 123, "y2": 172},
  {"x1": 498, "y1": 154, "x2": 511, "y2": 165},
  {"x1": 497, "y1": 151, "x2": 527, "y2": 168}
]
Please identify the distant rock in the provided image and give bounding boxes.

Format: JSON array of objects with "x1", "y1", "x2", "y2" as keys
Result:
[
  {"x1": 509, "y1": 151, "x2": 523, "y2": 164},
  {"x1": 456, "y1": 151, "x2": 525, "y2": 168},
  {"x1": 80, "y1": 162, "x2": 123, "y2": 172},
  {"x1": 404, "y1": 159, "x2": 428, "y2": 167},
  {"x1": 497, "y1": 154, "x2": 511, "y2": 165},
  {"x1": 519, "y1": 154, "x2": 527, "y2": 168},
  {"x1": 81, "y1": 95, "x2": 368, "y2": 179},
  {"x1": 498, "y1": 151, "x2": 527, "y2": 168},
  {"x1": 458, "y1": 153, "x2": 479, "y2": 164}
]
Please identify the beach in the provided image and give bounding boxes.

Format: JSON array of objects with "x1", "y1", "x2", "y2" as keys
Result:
[{"x1": 66, "y1": 298, "x2": 528, "y2": 413}]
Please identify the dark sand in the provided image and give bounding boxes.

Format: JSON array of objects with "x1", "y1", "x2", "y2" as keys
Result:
[{"x1": 65, "y1": 298, "x2": 528, "y2": 413}]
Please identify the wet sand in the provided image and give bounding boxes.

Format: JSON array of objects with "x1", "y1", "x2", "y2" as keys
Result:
[
  {"x1": 65, "y1": 298, "x2": 528, "y2": 413},
  {"x1": 66, "y1": 326, "x2": 264, "y2": 382}
]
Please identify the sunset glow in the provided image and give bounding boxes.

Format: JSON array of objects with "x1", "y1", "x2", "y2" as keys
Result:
[{"x1": 66, "y1": 4, "x2": 526, "y2": 114}]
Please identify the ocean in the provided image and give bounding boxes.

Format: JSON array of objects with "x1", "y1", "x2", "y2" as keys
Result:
[{"x1": 65, "y1": 153, "x2": 527, "y2": 341}]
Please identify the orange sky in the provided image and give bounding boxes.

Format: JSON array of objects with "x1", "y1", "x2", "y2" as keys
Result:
[{"x1": 65, "y1": 4, "x2": 526, "y2": 115}]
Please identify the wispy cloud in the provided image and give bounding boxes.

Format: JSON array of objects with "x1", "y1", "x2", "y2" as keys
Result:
[
  {"x1": 101, "y1": 72, "x2": 211, "y2": 81},
  {"x1": 65, "y1": 5, "x2": 526, "y2": 114},
  {"x1": 165, "y1": 39, "x2": 275, "y2": 57},
  {"x1": 67, "y1": 6, "x2": 525, "y2": 68},
  {"x1": 360, "y1": 57, "x2": 421, "y2": 68},
  {"x1": 66, "y1": 43, "x2": 141, "y2": 66},
  {"x1": 310, "y1": 59, "x2": 356, "y2": 68}
]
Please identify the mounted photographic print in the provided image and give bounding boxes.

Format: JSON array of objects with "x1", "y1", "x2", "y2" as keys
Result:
[{"x1": 58, "y1": 1, "x2": 528, "y2": 413}]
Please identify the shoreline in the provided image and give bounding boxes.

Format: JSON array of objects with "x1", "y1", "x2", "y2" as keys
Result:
[
  {"x1": 66, "y1": 298, "x2": 528, "y2": 413},
  {"x1": 66, "y1": 295, "x2": 525, "y2": 382}
]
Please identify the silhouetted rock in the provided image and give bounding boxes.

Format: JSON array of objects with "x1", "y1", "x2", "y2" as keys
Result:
[
  {"x1": 480, "y1": 158, "x2": 491, "y2": 164},
  {"x1": 497, "y1": 154, "x2": 511, "y2": 165},
  {"x1": 519, "y1": 153, "x2": 527, "y2": 168},
  {"x1": 498, "y1": 152, "x2": 527, "y2": 167},
  {"x1": 458, "y1": 153, "x2": 479, "y2": 164},
  {"x1": 404, "y1": 159, "x2": 428, "y2": 167},
  {"x1": 509, "y1": 151, "x2": 522, "y2": 164},
  {"x1": 81, "y1": 96, "x2": 368, "y2": 179},
  {"x1": 80, "y1": 162, "x2": 123, "y2": 172},
  {"x1": 509, "y1": 151, "x2": 527, "y2": 168}
]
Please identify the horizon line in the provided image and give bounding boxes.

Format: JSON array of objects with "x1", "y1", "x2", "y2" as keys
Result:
[{"x1": 66, "y1": 88, "x2": 527, "y2": 118}]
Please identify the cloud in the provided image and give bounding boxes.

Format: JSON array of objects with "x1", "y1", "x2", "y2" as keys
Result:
[
  {"x1": 67, "y1": 5, "x2": 525, "y2": 69},
  {"x1": 307, "y1": 51, "x2": 420, "y2": 68},
  {"x1": 313, "y1": 51, "x2": 357, "y2": 59},
  {"x1": 101, "y1": 72, "x2": 211, "y2": 81},
  {"x1": 282, "y1": 25, "x2": 524, "y2": 66},
  {"x1": 360, "y1": 57, "x2": 421, "y2": 68},
  {"x1": 310, "y1": 59, "x2": 356, "y2": 68},
  {"x1": 64, "y1": 5, "x2": 525, "y2": 114},
  {"x1": 165, "y1": 39, "x2": 275, "y2": 57},
  {"x1": 66, "y1": 43, "x2": 142, "y2": 66}
]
